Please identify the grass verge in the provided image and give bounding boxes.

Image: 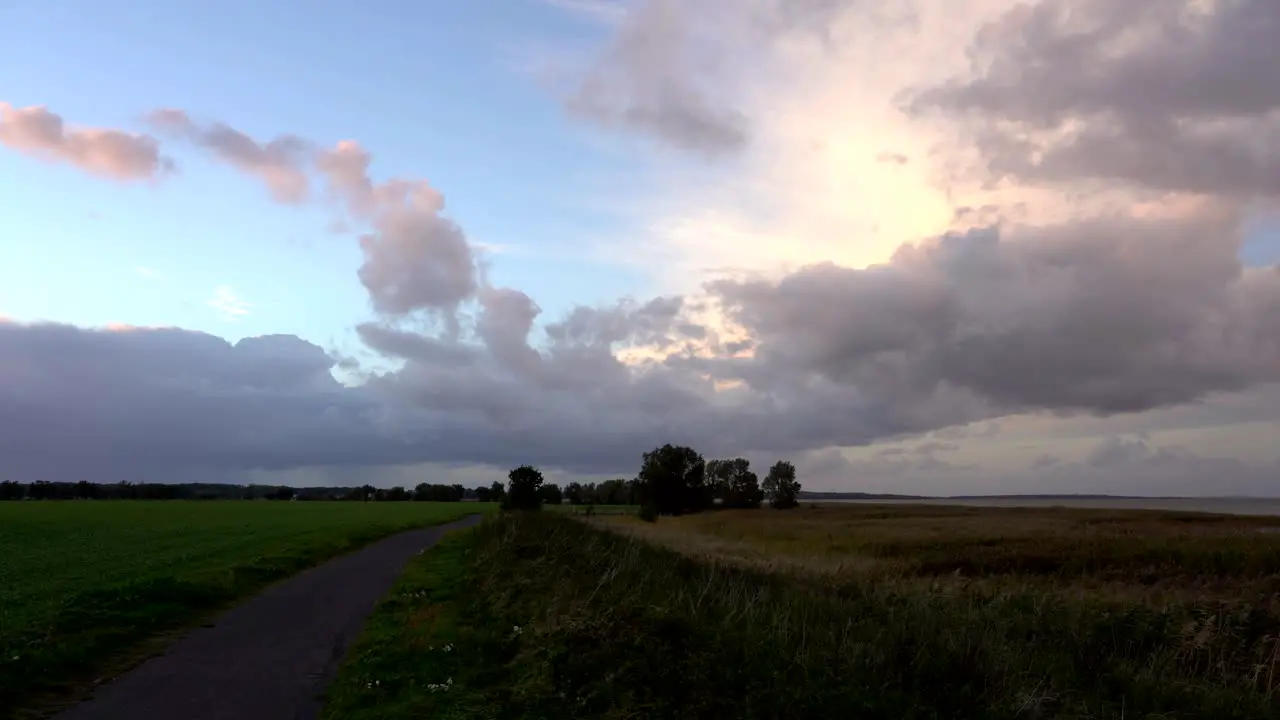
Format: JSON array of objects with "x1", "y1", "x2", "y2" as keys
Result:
[{"x1": 322, "y1": 525, "x2": 487, "y2": 719}]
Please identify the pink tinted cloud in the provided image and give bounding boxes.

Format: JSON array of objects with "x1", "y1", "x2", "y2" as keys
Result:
[
  {"x1": 0, "y1": 103, "x2": 172, "y2": 181},
  {"x1": 148, "y1": 108, "x2": 312, "y2": 203},
  {"x1": 314, "y1": 139, "x2": 473, "y2": 315}
]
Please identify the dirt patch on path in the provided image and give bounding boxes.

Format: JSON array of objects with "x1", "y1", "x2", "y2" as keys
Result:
[{"x1": 54, "y1": 515, "x2": 483, "y2": 720}]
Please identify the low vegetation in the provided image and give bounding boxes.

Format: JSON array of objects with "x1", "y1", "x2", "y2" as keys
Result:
[
  {"x1": 328, "y1": 505, "x2": 1280, "y2": 719},
  {"x1": 0, "y1": 500, "x2": 492, "y2": 717}
]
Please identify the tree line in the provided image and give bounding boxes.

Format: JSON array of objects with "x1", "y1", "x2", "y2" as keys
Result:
[
  {"x1": 1, "y1": 443, "x2": 803, "y2": 515},
  {"x1": 500, "y1": 443, "x2": 802, "y2": 519},
  {"x1": 0, "y1": 480, "x2": 480, "y2": 502}
]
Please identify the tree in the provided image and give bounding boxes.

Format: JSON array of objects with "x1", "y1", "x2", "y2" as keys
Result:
[
  {"x1": 489, "y1": 480, "x2": 506, "y2": 505},
  {"x1": 565, "y1": 481, "x2": 585, "y2": 505},
  {"x1": 504, "y1": 465, "x2": 544, "y2": 511},
  {"x1": 706, "y1": 459, "x2": 732, "y2": 505},
  {"x1": 538, "y1": 483, "x2": 564, "y2": 506},
  {"x1": 724, "y1": 458, "x2": 763, "y2": 509},
  {"x1": 637, "y1": 444, "x2": 707, "y2": 516},
  {"x1": 269, "y1": 486, "x2": 295, "y2": 501},
  {"x1": 762, "y1": 461, "x2": 801, "y2": 510}
]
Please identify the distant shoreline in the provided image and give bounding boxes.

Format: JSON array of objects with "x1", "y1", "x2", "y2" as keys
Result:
[{"x1": 800, "y1": 492, "x2": 1273, "y2": 500}]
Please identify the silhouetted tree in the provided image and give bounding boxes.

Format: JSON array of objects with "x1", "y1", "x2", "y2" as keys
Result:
[
  {"x1": 637, "y1": 444, "x2": 707, "y2": 516},
  {"x1": 268, "y1": 486, "x2": 295, "y2": 501},
  {"x1": 504, "y1": 465, "x2": 544, "y2": 511},
  {"x1": 706, "y1": 459, "x2": 732, "y2": 505},
  {"x1": 565, "y1": 481, "x2": 585, "y2": 505},
  {"x1": 538, "y1": 483, "x2": 564, "y2": 506},
  {"x1": 489, "y1": 480, "x2": 507, "y2": 505},
  {"x1": 763, "y1": 461, "x2": 801, "y2": 510},
  {"x1": 721, "y1": 458, "x2": 763, "y2": 508},
  {"x1": 412, "y1": 483, "x2": 464, "y2": 501}
]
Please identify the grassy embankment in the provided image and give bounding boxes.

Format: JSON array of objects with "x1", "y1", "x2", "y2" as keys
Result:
[
  {"x1": 0, "y1": 500, "x2": 494, "y2": 717},
  {"x1": 327, "y1": 504, "x2": 1280, "y2": 719}
]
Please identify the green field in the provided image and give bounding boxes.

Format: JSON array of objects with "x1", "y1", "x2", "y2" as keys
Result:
[
  {"x1": 327, "y1": 506, "x2": 1280, "y2": 719},
  {"x1": 0, "y1": 500, "x2": 493, "y2": 716}
]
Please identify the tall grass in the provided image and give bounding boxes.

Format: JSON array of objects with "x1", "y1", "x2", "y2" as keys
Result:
[{"x1": 328, "y1": 511, "x2": 1280, "y2": 718}]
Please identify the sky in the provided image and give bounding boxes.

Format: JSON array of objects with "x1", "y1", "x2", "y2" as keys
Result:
[{"x1": 2, "y1": 0, "x2": 1279, "y2": 495}]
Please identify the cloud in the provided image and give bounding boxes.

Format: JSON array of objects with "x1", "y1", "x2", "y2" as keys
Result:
[
  {"x1": 543, "y1": 0, "x2": 628, "y2": 24},
  {"x1": 148, "y1": 108, "x2": 312, "y2": 203},
  {"x1": 0, "y1": 321, "x2": 381, "y2": 482},
  {"x1": 573, "y1": 0, "x2": 1024, "y2": 291},
  {"x1": 876, "y1": 152, "x2": 909, "y2": 166},
  {"x1": 8, "y1": 0, "x2": 1280, "y2": 494},
  {"x1": 795, "y1": 438, "x2": 1280, "y2": 497},
  {"x1": 909, "y1": 0, "x2": 1280, "y2": 198},
  {"x1": 312, "y1": 140, "x2": 479, "y2": 319},
  {"x1": 0, "y1": 103, "x2": 172, "y2": 180},
  {"x1": 6, "y1": 203, "x2": 1276, "y2": 486},
  {"x1": 157, "y1": 128, "x2": 479, "y2": 321},
  {"x1": 703, "y1": 209, "x2": 1280, "y2": 419},
  {"x1": 1086, "y1": 435, "x2": 1152, "y2": 469},
  {"x1": 558, "y1": 0, "x2": 750, "y2": 156},
  {"x1": 549, "y1": 0, "x2": 871, "y2": 157},
  {"x1": 207, "y1": 286, "x2": 253, "y2": 322}
]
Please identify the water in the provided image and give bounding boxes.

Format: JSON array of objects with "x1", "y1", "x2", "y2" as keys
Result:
[{"x1": 824, "y1": 497, "x2": 1280, "y2": 517}]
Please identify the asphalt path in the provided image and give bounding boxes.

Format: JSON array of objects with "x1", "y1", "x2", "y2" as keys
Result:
[{"x1": 55, "y1": 514, "x2": 484, "y2": 720}]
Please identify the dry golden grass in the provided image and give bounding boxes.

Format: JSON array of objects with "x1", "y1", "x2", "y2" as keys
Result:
[{"x1": 598, "y1": 503, "x2": 1280, "y2": 605}]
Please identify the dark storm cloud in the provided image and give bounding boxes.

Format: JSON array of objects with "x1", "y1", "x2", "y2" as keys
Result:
[{"x1": 909, "y1": 0, "x2": 1280, "y2": 197}]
